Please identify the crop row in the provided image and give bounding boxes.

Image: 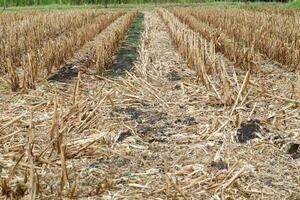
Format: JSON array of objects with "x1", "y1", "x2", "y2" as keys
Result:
[
  {"x1": 59, "y1": 11, "x2": 138, "y2": 77},
  {"x1": 95, "y1": 11, "x2": 138, "y2": 75},
  {"x1": 173, "y1": 7, "x2": 300, "y2": 70},
  {"x1": 0, "y1": 10, "x2": 41, "y2": 26},
  {"x1": 241, "y1": 4, "x2": 300, "y2": 17},
  {"x1": 172, "y1": 9, "x2": 259, "y2": 72},
  {"x1": 5, "y1": 11, "x2": 125, "y2": 91},
  {"x1": 158, "y1": 8, "x2": 247, "y2": 106},
  {"x1": 157, "y1": 8, "x2": 218, "y2": 86},
  {"x1": 0, "y1": 10, "x2": 108, "y2": 74}
]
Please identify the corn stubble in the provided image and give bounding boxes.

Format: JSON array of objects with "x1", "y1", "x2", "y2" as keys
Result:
[
  {"x1": 158, "y1": 9, "x2": 231, "y2": 102},
  {"x1": 0, "y1": 8, "x2": 300, "y2": 199},
  {"x1": 2, "y1": 10, "x2": 125, "y2": 92},
  {"x1": 160, "y1": 7, "x2": 300, "y2": 117},
  {"x1": 0, "y1": 10, "x2": 40, "y2": 27},
  {"x1": 55, "y1": 11, "x2": 137, "y2": 77},
  {"x1": 1, "y1": 10, "x2": 101, "y2": 74},
  {"x1": 158, "y1": 9, "x2": 216, "y2": 84},
  {"x1": 173, "y1": 7, "x2": 300, "y2": 71}
]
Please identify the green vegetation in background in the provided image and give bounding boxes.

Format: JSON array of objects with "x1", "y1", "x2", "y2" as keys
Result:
[
  {"x1": 0, "y1": 0, "x2": 298, "y2": 9},
  {"x1": 0, "y1": 0, "x2": 198, "y2": 7},
  {"x1": 291, "y1": 0, "x2": 300, "y2": 6}
]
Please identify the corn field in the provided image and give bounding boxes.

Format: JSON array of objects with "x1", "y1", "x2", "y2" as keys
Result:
[{"x1": 1, "y1": 5, "x2": 300, "y2": 199}]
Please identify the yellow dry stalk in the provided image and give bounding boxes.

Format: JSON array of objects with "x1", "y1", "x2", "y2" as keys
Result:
[
  {"x1": 43, "y1": 11, "x2": 123, "y2": 75},
  {"x1": 22, "y1": 52, "x2": 38, "y2": 90},
  {"x1": 172, "y1": 9, "x2": 259, "y2": 72},
  {"x1": 16, "y1": 11, "x2": 124, "y2": 91},
  {"x1": 158, "y1": 8, "x2": 217, "y2": 84},
  {"x1": 178, "y1": 7, "x2": 300, "y2": 69},
  {"x1": 0, "y1": 10, "x2": 104, "y2": 76},
  {"x1": 49, "y1": 94, "x2": 59, "y2": 153},
  {"x1": 0, "y1": 10, "x2": 40, "y2": 26},
  {"x1": 297, "y1": 71, "x2": 300, "y2": 100},
  {"x1": 5, "y1": 58, "x2": 20, "y2": 92},
  {"x1": 241, "y1": 5, "x2": 299, "y2": 17}
]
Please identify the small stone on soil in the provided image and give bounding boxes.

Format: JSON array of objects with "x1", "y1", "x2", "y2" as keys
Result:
[{"x1": 174, "y1": 84, "x2": 181, "y2": 90}]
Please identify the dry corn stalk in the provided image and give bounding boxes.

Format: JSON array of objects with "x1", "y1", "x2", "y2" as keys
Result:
[
  {"x1": 49, "y1": 94, "x2": 60, "y2": 153},
  {"x1": 0, "y1": 9, "x2": 105, "y2": 73},
  {"x1": 5, "y1": 58, "x2": 20, "y2": 92},
  {"x1": 158, "y1": 8, "x2": 218, "y2": 87},
  {"x1": 173, "y1": 7, "x2": 300, "y2": 70},
  {"x1": 172, "y1": 9, "x2": 260, "y2": 72},
  {"x1": 2, "y1": 10, "x2": 125, "y2": 91}
]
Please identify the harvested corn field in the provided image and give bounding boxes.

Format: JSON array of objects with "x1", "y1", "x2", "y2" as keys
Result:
[{"x1": 0, "y1": 5, "x2": 300, "y2": 199}]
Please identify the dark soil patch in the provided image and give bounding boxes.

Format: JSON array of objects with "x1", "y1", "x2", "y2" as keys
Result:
[
  {"x1": 106, "y1": 13, "x2": 144, "y2": 77},
  {"x1": 287, "y1": 143, "x2": 300, "y2": 159},
  {"x1": 210, "y1": 161, "x2": 228, "y2": 170},
  {"x1": 175, "y1": 116, "x2": 197, "y2": 126},
  {"x1": 111, "y1": 106, "x2": 167, "y2": 124},
  {"x1": 235, "y1": 119, "x2": 261, "y2": 143},
  {"x1": 47, "y1": 64, "x2": 79, "y2": 82},
  {"x1": 142, "y1": 111, "x2": 167, "y2": 124},
  {"x1": 89, "y1": 156, "x2": 131, "y2": 169},
  {"x1": 111, "y1": 105, "x2": 171, "y2": 139},
  {"x1": 167, "y1": 70, "x2": 181, "y2": 81},
  {"x1": 112, "y1": 106, "x2": 144, "y2": 120}
]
